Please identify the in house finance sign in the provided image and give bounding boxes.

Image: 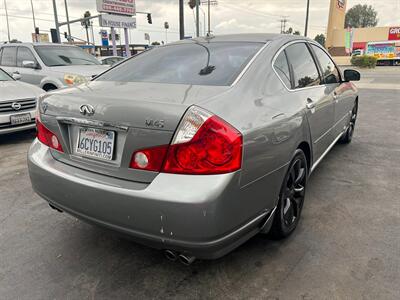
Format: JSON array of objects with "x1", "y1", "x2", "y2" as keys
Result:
[{"x1": 96, "y1": 0, "x2": 136, "y2": 16}]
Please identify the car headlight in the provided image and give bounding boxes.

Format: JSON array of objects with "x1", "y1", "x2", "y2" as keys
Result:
[{"x1": 64, "y1": 74, "x2": 88, "y2": 86}]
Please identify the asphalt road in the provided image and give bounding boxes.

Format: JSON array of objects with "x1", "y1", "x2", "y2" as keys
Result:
[{"x1": 1, "y1": 71, "x2": 399, "y2": 299}]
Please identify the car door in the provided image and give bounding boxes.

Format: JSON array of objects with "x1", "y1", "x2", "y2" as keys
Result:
[
  {"x1": 285, "y1": 42, "x2": 335, "y2": 161},
  {"x1": 0, "y1": 46, "x2": 17, "y2": 78},
  {"x1": 309, "y1": 43, "x2": 349, "y2": 138},
  {"x1": 16, "y1": 46, "x2": 43, "y2": 86}
]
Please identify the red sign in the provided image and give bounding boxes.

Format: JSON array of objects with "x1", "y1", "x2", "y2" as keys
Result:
[{"x1": 389, "y1": 27, "x2": 400, "y2": 40}]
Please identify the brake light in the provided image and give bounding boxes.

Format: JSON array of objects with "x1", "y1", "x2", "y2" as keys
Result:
[
  {"x1": 36, "y1": 117, "x2": 64, "y2": 152},
  {"x1": 129, "y1": 106, "x2": 242, "y2": 175}
]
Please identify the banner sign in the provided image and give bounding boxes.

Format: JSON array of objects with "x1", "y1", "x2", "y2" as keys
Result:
[
  {"x1": 388, "y1": 27, "x2": 400, "y2": 41},
  {"x1": 99, "y1": 14, "x2": 136, "y2": 29},
  {"x1": 96, "y1": 0, "x2": 135, "y2": 16},
  {"x1": 100, "y1": 30, "x2": 109, "y2": 46}
]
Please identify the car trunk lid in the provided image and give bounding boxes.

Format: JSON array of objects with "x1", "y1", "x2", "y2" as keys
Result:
[{"x1": 40, "y1": 81, "x2": 229, "y2": 183}]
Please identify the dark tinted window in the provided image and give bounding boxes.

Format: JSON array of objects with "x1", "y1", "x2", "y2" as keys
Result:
[
  {"x1": 0, "y1": 47, "x2": 17, "y2": 67},
  {"x1": 17, "y1": 47, "x2": 36, "y2": 67},
  {"x1": 273, "y1": 50, "x2": 291, "y2": 88},
  {"x1": 98, "y1": 42, "x2": 263, "y2": 86},
  {"x1": 311, "y1": 44, "x2": 340, "y2": 84},
  {"x1": 34, "y1": 46, "x2": 100, "y2": 66},
  {"x1": 285, "y1": 43, "x2": 320, "y2": 89}
]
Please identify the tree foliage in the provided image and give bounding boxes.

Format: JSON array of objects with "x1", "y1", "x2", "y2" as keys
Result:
[
  {"x1": 314, "y1": 34, "x2": 326, "y2": 47},
  {"x1": 284, "y1": 27, "x2": 301, "y2": 35},
  {"x1": 345, "y1": 4, "x2": 378, "y2": 28}
]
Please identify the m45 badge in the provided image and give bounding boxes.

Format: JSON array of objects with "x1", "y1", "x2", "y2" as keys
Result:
[{"x1": 145, "y1": 119, "x2": 165, "y2": 129}]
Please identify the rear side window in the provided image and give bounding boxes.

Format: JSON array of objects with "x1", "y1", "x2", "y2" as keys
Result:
[
  {"x1": 285, "y1": 43, "x2": 320, "y2": 89},
  {"x1": 273, "y1": 50, "x2": 291, "y2": 88},
  {"x1": 97, "y1": 42, "x2": 264, "y2": 86},
  {"x1": 311, "y1": 44, "x2": 340, "y2": 84},
  {"x1": 17, "y1": 47, "x2": 37, "y2": 67},
  {"x1": 0, "y1": 47, "x2": 17, "y2": 67}
]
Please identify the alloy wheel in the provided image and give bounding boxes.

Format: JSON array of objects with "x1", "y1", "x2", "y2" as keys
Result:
[{"x1": 281, "y1": 158, "x2": 307, "y2": 228}]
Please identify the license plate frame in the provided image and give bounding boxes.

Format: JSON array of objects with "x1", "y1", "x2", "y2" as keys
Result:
[
  {"x1": 10, "y1": 113, "x2": 31, "y2": 125},
  {"x1": 75, "y1": 127, "x2": 115, "y2": 161}
]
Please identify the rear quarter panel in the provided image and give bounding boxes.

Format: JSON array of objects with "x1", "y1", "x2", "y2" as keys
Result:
[{"x1": 201, "y1": 42, "x2": 311, "y2": 214}]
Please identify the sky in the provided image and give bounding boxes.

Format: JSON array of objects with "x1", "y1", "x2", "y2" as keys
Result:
[{"x1": 0, "y1": 0, "x2": 399, "y2": 45}]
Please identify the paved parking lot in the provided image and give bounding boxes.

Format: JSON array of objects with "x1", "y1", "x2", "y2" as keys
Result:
[{"x1": 0, "y1": 69, "x2": 399, "y2": 299}]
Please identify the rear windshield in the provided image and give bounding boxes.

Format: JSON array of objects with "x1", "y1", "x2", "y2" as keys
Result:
[
  {"x1": 34, "y1": 46, "x2": 100, "y2": 66},
  {"x1": 97, "y1": 42, "x2": 264, "y2": 86}
]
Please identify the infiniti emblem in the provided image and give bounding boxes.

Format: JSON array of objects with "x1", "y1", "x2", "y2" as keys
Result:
[
  {"x1": 79, "y1": 104, "x2": 95, "y2": 116},
  {"x1": 11, "y1": 102, "x2": 22, "y2": 111}
]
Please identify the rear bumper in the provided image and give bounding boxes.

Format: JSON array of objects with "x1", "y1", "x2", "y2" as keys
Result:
[{"x1": 28, "y1": 139, "x2": 271, "y2": 259}]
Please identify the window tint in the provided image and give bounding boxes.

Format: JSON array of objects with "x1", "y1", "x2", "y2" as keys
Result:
[
  {"x1": 0, "y1": 47, "x2": 17, "y2": 67},
  {"x1": 285, "y1": 43, "x2": 320, "y2": 89},
  {"x1": 17, "y1": 47, "x2": 36, "y2": 67},
  {"x1": 34, "y1": 46, "x2": 100, "y2": 66},
  {"x1": 97, "y1": 42, "x2": 263, "y2": 86},
  {"x1": 273, "y1": 50, "x2": 291, "y2": 88},
  {"x1": 311, "y1": 44, "x2": 340, "y2": 84}
]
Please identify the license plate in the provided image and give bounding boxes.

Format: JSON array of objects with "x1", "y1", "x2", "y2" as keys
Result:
[
  {"x1": 10, "y1": 113, "x2": 31, "y2": 125},
  {"x1": 76, "y1": 127, "x2": 115, "y2": 161}
]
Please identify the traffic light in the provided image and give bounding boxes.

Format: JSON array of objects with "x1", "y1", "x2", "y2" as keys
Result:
[
  {"x1": 147, "y1": 13, "x2": 152, "y2": 24},
  {"x1": 35, "y1": 27, "x2": 39, "y2": 35},
  {"x1": 188, "y1": 0, "x2": 196, "y2": 9},
  {"x1": 64, "y1": 32, "x2": 68, "y2": 39}
]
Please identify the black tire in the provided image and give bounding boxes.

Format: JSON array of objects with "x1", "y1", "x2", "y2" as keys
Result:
[
  {"x1": 269, "y1": 149, "x2": 308, "y2": 239},
  {"x1": 339, "y1": 101, "x2": 358, "y2": 144}
]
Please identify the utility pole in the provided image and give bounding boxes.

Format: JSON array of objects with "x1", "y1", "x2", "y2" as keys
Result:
[
  {"x1": 179, "y1": 0, "x2": 184, "y2": 40},
  {"x1": 207, "y1": 0, "x2": 210, "y2": 35},
  {"x1": 196, "y1": 0, "x2": 200, "y2": 37},
  {"x1": 52, "y1": 0, "x2": 61, "y2": 43},
  {"x1": 30, "y1": 0, "x2": 37, "y2": 42},
  {"x1": 280, "y1": 16, "x2": 289, "y2": 34},
  {"x1": 64, "y1": 0, "x2": 72, "y2": 43},
  {"x1": 4, "y1": 0, "x2": 10, "y2": 42},
  {"x1": 304, "y1": 0, "x2": 310, "y2": 37}
]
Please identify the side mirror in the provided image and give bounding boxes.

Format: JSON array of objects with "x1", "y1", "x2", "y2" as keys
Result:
[
  {"x1": 343, "y1": 69, "x2": 360, "y2": 82},
  {"x1": 22, "y1": 60, "x2": 38, "y2": 69},
  {"x1": 12, "y1": 73, "x2": 22, "y2": 80}
]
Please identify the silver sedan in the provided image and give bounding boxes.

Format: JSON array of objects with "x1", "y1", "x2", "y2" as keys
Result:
[
  {"x1": 28, "y1": 34, "x2": 360, "y2": 264},
  {"x1": 0, "y1": 68, "x2": 43, "y2": 134}
]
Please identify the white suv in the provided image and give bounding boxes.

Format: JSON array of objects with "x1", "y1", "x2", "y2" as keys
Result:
[{"x1": 0, "y1": 43, "x2": 109, "y2": 91}]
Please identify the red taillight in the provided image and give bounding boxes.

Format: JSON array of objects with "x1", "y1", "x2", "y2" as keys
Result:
[
  {"x1": 163, "y1": 116, "x2": 242, "y2": 174},
  {"x1": 129, "y1": 106, "x2": 242, "y2": 175},
  {"x1": 36, "y1": 117, "x2": 64, "y2": 152}
]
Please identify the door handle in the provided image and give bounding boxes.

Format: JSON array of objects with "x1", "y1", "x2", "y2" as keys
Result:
[
  {"x1": 13, "y1": 71, "x2": 20, "y2": 74},
  {"x1": 306, "y1": 98, "x2": 315, "y2": 109}
]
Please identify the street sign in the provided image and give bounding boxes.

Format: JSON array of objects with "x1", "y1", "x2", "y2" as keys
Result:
[
  {"x1": 99, "y1": 14, "x2": 136, "y2": 29},
  {"x1": 100, "y1": 30, "x2": 109, "y2": 46},
  {"x1": 96, "y1": 0, "x2": 136, "y2": 16}
]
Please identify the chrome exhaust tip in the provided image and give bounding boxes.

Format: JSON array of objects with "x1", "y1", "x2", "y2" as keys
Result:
[
  {"x1": 178, "y1": 254, "x2": 196, "y2": 266},
  {"x1": 164, "y1": 250, "x2": 178, "y2": 261}
]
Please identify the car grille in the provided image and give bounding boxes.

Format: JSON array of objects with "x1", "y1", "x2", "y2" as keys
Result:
[{"x1": 0, "y1": 98, "x2": 36, "y2": 113}]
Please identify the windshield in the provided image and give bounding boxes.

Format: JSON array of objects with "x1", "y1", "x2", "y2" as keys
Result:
[
  {"x1": 97, "y1": 42, "x2": 264, "y2": 86},
  {"x1": 34, "y1": 46, "x2": 100, "y2": 67},
  {"x1": 0, "y1": 69, "x2": 13, "y2": 81}
]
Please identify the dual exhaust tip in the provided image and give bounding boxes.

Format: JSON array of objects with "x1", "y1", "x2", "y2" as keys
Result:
[{"x1": 164, "y1": 249, "x2": 196, "y2": 266}]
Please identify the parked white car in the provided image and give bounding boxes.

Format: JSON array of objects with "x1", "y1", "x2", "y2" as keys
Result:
[
  {"x1": 0, "y1": 43, "x2": 109, "y2": 91},
  {"x1": 0, "y1": 68, "x2": 43, "y2": 134}
]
